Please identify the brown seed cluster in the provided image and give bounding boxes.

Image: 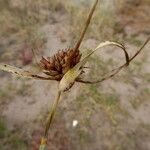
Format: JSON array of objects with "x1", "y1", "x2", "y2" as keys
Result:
[{"x1": 40, "y1": 48, "x2": 82, "y2": 80}]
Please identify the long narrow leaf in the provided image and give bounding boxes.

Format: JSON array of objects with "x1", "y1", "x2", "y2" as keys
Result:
[
  {"x1": 59, "y1": 41, "x2": 127, "y2": 92},
  {"x1": 76, "y1": 37, "x2": 150, "y2": 84},
  {"x1": 0, "y1": 63, "x2": 55, "y2": 80}
]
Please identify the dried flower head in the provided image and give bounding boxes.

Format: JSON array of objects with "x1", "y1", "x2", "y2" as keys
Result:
[{"x1": 40, "y1": 48, "x2": 82, "y2": 80}]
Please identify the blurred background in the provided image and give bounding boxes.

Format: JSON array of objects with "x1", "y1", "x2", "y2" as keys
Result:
[{"x1": 0, "y1": 0, "x2": 150, "y2": 149}]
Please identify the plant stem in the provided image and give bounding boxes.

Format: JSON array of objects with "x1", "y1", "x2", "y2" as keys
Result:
[
  {"x1": 39, "y1": 91, "x2": 61, "y2": 150},
  {"x1": 74, "y1": 0, "x2": 98, "y2": 51}
]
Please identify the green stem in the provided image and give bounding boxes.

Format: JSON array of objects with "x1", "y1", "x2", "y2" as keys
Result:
[
  {"x1": 39, "y1": 91, "x2": 61, "y2": 150},
  {"x1": 74, "y1": 0, "x2": 98, "y2": 51},
  {"x1": 44, "y1": 91, "x2": 61, "y2": 137}
]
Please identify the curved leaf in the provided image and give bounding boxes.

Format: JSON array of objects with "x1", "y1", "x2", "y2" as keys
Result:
[
  {"x1": 76, "y1": 36, "x2": 150, "y2": 84},
  {"x1": 59, "y1": 41, "x2": 127, "y2": 92}
]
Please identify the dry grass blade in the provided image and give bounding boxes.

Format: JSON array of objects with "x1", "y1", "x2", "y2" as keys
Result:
[
  {"x1": 79, "y1": 41, "x2": 129, "y2": 67},
  {"x1": 0, "y1": 63, "x2": 57, "y2": 80},
  {"x1": 77, "y1": 36, "x2": 150, "y2": 84},
  {"x1": 59, "y1": 41, "x2": 126, "y2": 92}
]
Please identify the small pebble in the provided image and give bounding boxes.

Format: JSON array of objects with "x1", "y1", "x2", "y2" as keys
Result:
[{"x1": 72, "y1": 120, "x2": 78, "y2": 127}]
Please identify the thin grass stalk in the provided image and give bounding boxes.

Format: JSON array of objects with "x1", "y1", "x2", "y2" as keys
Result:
[{"x1": 39, "y1": 91, "x2": 61, "y2": 150}]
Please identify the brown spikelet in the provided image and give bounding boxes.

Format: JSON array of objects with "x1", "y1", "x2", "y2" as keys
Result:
[{"x1": 40, "y1": 48, "x2": 82, "y2": 79}]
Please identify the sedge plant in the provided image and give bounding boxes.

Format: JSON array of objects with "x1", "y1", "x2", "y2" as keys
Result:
[{"x1": 0, "y1": 0, "x2": 149, "y2": 149}]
